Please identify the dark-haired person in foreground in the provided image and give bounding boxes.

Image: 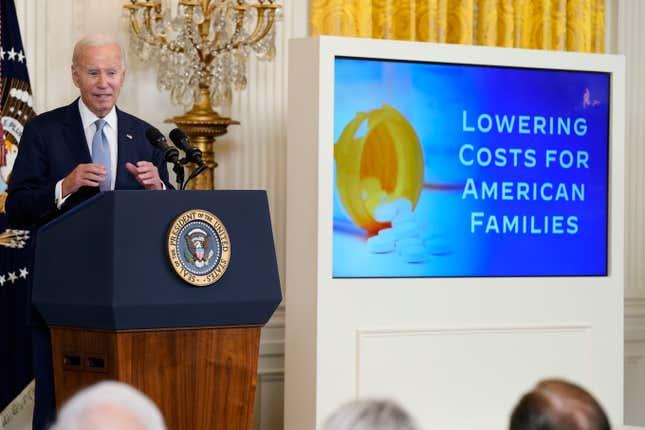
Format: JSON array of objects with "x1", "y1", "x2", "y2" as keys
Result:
[
  {"x1": 510, "y1": 379, "x2": 610, "y2": 430},
  {"x1": 5, "y1": 33, "x2": 170, "y2": 430}
]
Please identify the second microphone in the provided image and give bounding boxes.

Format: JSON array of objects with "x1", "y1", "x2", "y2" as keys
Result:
[{"x1": 169, "y1": 128, "x2": 205, "y2": 167}]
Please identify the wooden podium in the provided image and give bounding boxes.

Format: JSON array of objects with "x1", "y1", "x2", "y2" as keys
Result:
[{"x1": 32, "y1": 191, "x2": 282, "y2": 430}]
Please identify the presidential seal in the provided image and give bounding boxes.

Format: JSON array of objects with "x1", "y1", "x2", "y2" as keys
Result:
[{"x1": 167, "y1": 209, "x2": 231, "y2": 287}]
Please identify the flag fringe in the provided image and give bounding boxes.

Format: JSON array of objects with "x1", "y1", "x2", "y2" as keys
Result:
[{"x1": 0, "y1": 380, "x2": 34, "y2": 429}]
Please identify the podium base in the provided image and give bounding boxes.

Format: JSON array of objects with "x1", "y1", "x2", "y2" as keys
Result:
[{"x1": 50, "y1": 326, "x2": 261, "y2": 430}]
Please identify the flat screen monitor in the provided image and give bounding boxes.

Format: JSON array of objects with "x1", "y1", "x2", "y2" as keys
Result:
[{"x1": 332, "y1": 56, "x2": 610, "y2": 278}]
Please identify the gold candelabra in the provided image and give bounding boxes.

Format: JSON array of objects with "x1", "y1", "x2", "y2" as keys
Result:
[{"x1": 124, "y1": 0, "x2": 281, "y2": 189}]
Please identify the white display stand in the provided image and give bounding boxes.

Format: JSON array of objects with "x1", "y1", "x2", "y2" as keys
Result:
[{"x1": 286, "y1": 36, "x2": 625, "y2": 430}]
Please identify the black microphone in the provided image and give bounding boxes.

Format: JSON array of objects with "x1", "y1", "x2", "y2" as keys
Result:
[
  {"x1": 169, "y1": 128, "x2": 205, "y2": 166},
  {"x1": 145, "y1": 127, "x2": 179, "y2": 164}
]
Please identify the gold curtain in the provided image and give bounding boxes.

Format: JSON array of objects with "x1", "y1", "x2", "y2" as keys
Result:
[{"x1": 310, "y1": 0, "x2": 604, "y2": 52}]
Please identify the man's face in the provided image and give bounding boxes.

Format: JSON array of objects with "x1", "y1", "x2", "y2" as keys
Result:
[{"x1": 72, "y1": 43, "x2": 125, "y2": 118}]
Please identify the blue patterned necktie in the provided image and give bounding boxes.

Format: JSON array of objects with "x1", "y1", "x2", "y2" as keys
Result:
[{"x1": 92, "y1": 119, "x2": 111, "y2": 191}]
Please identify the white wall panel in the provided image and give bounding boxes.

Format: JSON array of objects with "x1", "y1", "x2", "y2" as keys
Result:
[
  {"x1": 357, "y1": 326, "x2": 593, "y2": 429},
  {"x1": 286, "y1": 36, "x2": 625, "y2": 430},
  {"x1": 625, "y1": 342, "x2": 645, "y2": 426},
  {"x1": 625, "y1": 293, "x2": 645, "y2": 426}
]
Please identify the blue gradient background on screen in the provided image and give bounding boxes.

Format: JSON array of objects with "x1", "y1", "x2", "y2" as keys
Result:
[{"x1": 332, "y1": 57, "x2": 610, "y2": 278}]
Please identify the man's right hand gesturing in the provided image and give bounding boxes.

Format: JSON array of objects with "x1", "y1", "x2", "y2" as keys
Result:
[{"x1": 61, "y1": 163, "x2": 107, "y2": 197}]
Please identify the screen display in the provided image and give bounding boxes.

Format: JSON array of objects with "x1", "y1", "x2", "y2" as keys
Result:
[{"x1": 332, "y1": 56, "x2": 610, "y2": 278}]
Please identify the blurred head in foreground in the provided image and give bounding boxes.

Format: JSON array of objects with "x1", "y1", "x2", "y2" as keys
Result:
[
  {"x1": 322, "y1": 398, "x2": 421, "y2": 430},
  {"x1": 50, "y1": 381, "x2": 166, "y2": 430}
]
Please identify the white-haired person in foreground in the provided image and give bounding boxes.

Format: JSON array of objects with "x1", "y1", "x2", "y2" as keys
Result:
[
  {"x1": 50, "y1": 381, "x2": 166, "y2": 430},
  {"x1": 322, "y1": 399, "x2": 421, "y2": 430}
]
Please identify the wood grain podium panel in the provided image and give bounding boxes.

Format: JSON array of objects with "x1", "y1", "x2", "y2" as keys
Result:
[{"x1": 51, "y1": 326, "x2": 261, "y2": 430}]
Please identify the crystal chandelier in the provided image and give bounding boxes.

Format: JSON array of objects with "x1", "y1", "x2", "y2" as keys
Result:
[
  {"x1": 123, "y1": 0, "x2": 281, "y2": 189},
  {"x1": 124, "y1": 0, "x2": 282, "y2": 109}
]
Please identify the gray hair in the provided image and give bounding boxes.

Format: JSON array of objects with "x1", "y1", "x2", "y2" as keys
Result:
[
  {"x1": 72, "y1": 33, "x2": 126, "y2": 69},
  {"x1": 50, "y1": 381, "x2": 166, "y2": 430},
  {"x1": 322, "y1": 399, "x2": 421, "y2": 430}
]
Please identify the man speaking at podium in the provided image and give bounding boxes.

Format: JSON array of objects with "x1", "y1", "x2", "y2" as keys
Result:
[
  {"x1": 6, "y1": 33, "x2": 171, "y2": 227},
  {"x1": 5, "y1": 34, "x2": 171, "y2": 430}
]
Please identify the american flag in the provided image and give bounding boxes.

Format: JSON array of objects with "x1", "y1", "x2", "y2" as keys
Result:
[{"x1": 0, "y1": 0, "x2": 36, "y2": 420}]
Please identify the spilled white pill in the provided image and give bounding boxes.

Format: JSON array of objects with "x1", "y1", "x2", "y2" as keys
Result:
[
  {"x1": 395, "y1": 237, "x2": 424, "y2": 253},
  {"x1": 392, "y1": 211, "x2": 415, "y2": 228},
  {"x1": 373, "y1": 201, "x2": 398, "y2": 222},
  {"x1": 367, "y1": 235, "x2": 395, "y2": 253},
  {"x1": 373, "y1": 198, "x2": 413, "y2": 222},
  {"x1": 377, "y1": 227, "x2": 397, "y2": 242},
  {"x1": 370, "y1": 196, "x2": 452, "y2": 264},
  {"x1": 392, "y1": 221, "x2": 417, "y2": 240},
  {"x1": 399, "y1": 244, "x2": 427, "y2": 263}
]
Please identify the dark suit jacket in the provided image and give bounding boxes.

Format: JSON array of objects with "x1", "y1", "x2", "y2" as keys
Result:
[{"x1": 6, "y1": 99, "x2": 171, "y2": 228}]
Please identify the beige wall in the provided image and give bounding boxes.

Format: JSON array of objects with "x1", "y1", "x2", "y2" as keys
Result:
[{"x1": 609, "y1": 1, "x2": 645, "y2": 426}]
